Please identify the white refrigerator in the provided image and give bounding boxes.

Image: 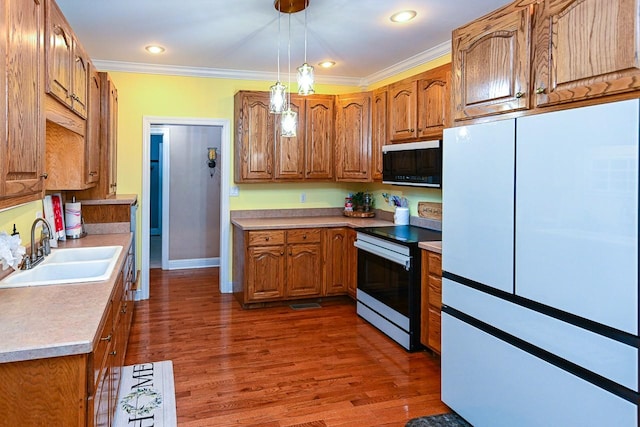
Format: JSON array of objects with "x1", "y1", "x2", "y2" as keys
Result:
[{"x1": 441, "y1": 99, "x2": 639, "y2": 426}]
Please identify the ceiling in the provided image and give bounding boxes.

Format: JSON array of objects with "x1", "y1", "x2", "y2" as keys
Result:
[{"x1": 55, "y1": 0, "x2": 509, "y2": 86}]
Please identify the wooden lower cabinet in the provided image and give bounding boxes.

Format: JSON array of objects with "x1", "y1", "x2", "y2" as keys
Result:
[
  {"x1": 324, "y1": 227, "x2": 357, "y2": 298},
  {"x1": 420, "y1": 249, "x2": 442, "y2": 354},
  {"x1": 0, "y1": 243, "x2": 134, "y2": 426},
  {"x1": 237, "y1": 227, "x2": 357, "y2": 304}
]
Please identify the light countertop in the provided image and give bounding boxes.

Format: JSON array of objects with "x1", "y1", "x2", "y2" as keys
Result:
[
  {"x1": 419, "y1": 241, "x2": 442, "y2": 254},
  {"x1": 231, "y1": 215, "x2": 393, "y2": 230},
  {"x1": 0, "y1": 233, "x2": 133, "y2": 363}
]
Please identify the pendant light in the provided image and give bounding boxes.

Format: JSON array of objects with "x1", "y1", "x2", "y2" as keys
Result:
[
  {"x1": 281, "y1": 10, "x2": 297, "y2": 137},
  {"x1": 297, "y1": 2, "x2": 314, "y2": 95},
  {"x1": 269, "y1": 2, "x2": 287, "y2": 114}
]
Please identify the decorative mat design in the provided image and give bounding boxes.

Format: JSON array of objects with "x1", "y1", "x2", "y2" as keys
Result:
[
  {"x1": 406, "y1": 412, "x2": 472, "y2": 427},
  {"x1": 113, "y1": 360, "x2": 177, "y2": 427}
]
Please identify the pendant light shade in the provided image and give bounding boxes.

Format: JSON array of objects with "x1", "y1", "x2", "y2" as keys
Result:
[
  {"x1": 281, "y1": 108, "x2": 298, "y2": 137},
  {"x1": 297, "y1": 62, "x2": 314, "y2": 95},
  {"x1": 269, "y1": 81, "x2": 287, "y2": 114},
  {"x1": 297, "y1": 3, "x2": 314, "y2": 95}
]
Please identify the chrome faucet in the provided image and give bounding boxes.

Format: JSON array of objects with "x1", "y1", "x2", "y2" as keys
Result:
[{"x1": 21, "y1": 218, "x2": 52, "y2": 270}]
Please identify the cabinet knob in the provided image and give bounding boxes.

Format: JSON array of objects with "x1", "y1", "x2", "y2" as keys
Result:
[
  {"x1": 280, "y1": 251, "x2": 284, "y2": 255},
  {"x1": 515, "y1": 92, "x2": 525, "y2": 98},
  {"x1": 536, "y1": 87, "x2": 546, "y2": 94},
  {"x1": 89, "y1": 171, "x2": 97, "y2": 176},
  {"x1": 110, "y1": 350, "x2": 117, "y2": 356},
  {"x1": 302, "y1": 234, "x2": 307, "y2": 239},
  {"x1": 265, "y1": 236, "x2": 270, "y2": 241},
  {"x1": 40, "y1": 172, "x2": 48, "y2": 179},
  {"x1": 410, "y1": 129, "x2": 415, "y2": 132},
  {"x1": 101, "y1": 334, "x2": 112, "y2": 342}
]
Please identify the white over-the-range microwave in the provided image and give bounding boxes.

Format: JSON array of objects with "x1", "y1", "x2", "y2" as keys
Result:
[{"x1": 382, "y1": 140, "x2": 442, "y2": 188}]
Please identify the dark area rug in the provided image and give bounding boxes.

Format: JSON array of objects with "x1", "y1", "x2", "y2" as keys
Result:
[{"x1": 406, "y1": 412, "x2": 472, "y2": 427}]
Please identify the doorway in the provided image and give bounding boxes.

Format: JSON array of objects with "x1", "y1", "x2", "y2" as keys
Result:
[{"x1": 141, "y1": 117, "x2": 231, "y2": 300}]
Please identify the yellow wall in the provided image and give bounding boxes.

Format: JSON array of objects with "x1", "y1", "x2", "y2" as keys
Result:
[{"x1": 0, "y1": 55, "x2": 448, "y2": 266}]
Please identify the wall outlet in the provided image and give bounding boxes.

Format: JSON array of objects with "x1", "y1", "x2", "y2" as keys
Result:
[
  {"x1": 230, "y1": 186, "x2": 239, "y2": 197},
  {"x1": 300, "y1": 192, "x2": 306, "y2": 203}
]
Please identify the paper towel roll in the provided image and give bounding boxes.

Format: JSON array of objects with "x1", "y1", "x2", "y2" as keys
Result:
[
  {"x1": 394, "y1": 207, "x2": 410, "y2": 225},
  {"x1": 65, "y1": 202, "x2": 83, "y2": 238}
]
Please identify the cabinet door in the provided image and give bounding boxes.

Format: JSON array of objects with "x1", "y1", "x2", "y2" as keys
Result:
[
  {"x1": 274, "y1": 95, "x2": 304, "y2": 180},
  {"x1": 104, "y1": 75, "x2": 118, "y2": 196},
  {"x1": 324, "y1": 228, "x2": 351, "y2": 295},
  {"x1": 234, "y1": 91, "x2": 274, "y2": 181},
  {"x1": 371, "y1": 88, "x2": 387, "y2": 181},
  {"x1": 305, "y1": 95, "x2": 334, "y2": 180},
  {"x1": 286, "y1": 242, "x2": 322, "y2": 298},
  {"x1": 86, "y1": 67, "x2": 101, "y2": 185},
  {"x1": 46, "y1": 0, "x2": 72, "y2": 106},
  {"x1": 71, "y1": 39, "x2": 89, "y2": 118},
  {"x1": 533, "y1": 0, "x2": 640, "y2": 107},
  {"x1": 0, "y1": 0, "x2": 45, "y2": 209},
  {"x1": 335, "y1": 92, "x2": 372, "y2": 182},
  {"x1": 452, "y1": 3, "x2": 533, "y2": 121},
  {"x1": 247, "y1": 246, "x2": 285, "y2": 301},
  {"x1": 346, "y1": 228, "x2": 357, "y2": 299},
  {"x1": 417, "y1": 66, "x2": 450, "y2": 140},
  {"x1": 388, "y1": 79, "x2": 417, "y2": 141}
]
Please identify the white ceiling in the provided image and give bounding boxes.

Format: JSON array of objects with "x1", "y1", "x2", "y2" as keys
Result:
[{"x1": 55, "y1": 0, "x2": 509, "y2": 86}]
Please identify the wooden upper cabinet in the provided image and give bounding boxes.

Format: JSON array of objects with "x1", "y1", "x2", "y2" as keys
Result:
[
  {"x1": 389, "y1": 80, "x2": 417, "y2": 141},
  {"x1": 0, "y1": 0, "x2": 46, "y2": 209},
  {"x1": 46, "y1": 0, "x2": 73, "y2": 106},
  {"x1": 335, "y1": 92, "x2": 372, "y2": 182},
  {"x1": 104, "y1": 73, "x2": 118, "y2": 197},
  {"x1": 235, "y1": 91, "x2": 274, "y2": 182},
  {"x1": 371, "y1": 88, "x2": 387, "y2": 181},
  {"x1": 274, "y1": 95, "x2": 304, "y2": 180},
  {"x1": 452, "y1": 1, "x2": 534, "y2": 121},
  {"x1": 71, "y1": 39, "x2": 89, "y2": 118},
  {"x1": 417, "y1": 65, "x2": 451, "y2": 139},
  {"x1": 389, "y1": 63, "x2": 451, "y2": 141},
  {"x1": 304, "y1": 95, "x2": 334, "y2": 180},
  {"x1": 86, "y1": 66, "x2": 101, "y2": 185},
  {"x1": 533, "y1": 0, "x2": 640, "y2": 107}
]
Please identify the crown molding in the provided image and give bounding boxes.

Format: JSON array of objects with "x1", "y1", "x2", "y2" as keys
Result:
[
  {"x1": 92, "y1": 60, "x2": 362, "y2": 86},
  {"x1": 361, "y1": 40, "x2": 451, "y2": 87},
  {"x1": 92, "y1": 40, "x2": 452, "y2": 89}
]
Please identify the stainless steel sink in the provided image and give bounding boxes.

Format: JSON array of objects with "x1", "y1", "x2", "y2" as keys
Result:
[{"x1": 0, "y1": 245, "x2": 123, "y2": 288}]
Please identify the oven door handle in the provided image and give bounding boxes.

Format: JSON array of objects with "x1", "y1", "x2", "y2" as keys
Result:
[{"x1": 354, "y1": 239, "x2": 411, "y2": 270}]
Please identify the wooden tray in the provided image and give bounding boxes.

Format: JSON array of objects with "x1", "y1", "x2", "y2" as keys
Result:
[
  {"x1": 417, "y1": 202, "x2": 442, "y2": 220},
  {"x1": 343, "y1": 210, "x2": 375, "y2": 218}
]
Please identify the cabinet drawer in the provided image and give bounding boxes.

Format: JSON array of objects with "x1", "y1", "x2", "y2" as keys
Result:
[
  {"x1": 92, "y1": 300, "x2": 113, "y2": 390},
  {"x1": 427, "y1": 252, "x2": 442, "y2": 275},
  {"x1": 428, "y1": 275, "x2": 442, "y2": 308},
  {"x1": 428, "y1": 308, "x2": 441, "y2": 353},
  {"x1": 248, "y1": 230, "x2": 285, "y2": 246},
  {"x1": 286, "y1": 228, "x2": 321, "y2": 244}
]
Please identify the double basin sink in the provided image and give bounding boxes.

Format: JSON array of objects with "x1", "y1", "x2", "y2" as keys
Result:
[{"x1": 0, "y1": 245, "x2": 123, "y2": 288}]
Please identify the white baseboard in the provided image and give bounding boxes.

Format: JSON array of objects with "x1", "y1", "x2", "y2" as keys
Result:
[{"x1": 166, "y1": 257, "x2": 219, "y2": 270}]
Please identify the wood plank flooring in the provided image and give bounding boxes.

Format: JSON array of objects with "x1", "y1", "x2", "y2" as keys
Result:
[{"x1": 125, "y1": 268, "x2": 450, "y2": 427}]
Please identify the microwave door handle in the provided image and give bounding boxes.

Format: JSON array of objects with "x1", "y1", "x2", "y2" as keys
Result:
[{"x1": 354, "y1": 239, "x2": 411, "y2": 270}]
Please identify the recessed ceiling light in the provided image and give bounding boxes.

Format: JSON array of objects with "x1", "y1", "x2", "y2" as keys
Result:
[
  {"x1": 145, "y1": 45, "x2": 165, "y2": 54},
  {"x1": 390, "y1": 10, "x2": 417, "y2": 23},
  {"x1": 318, "y1": 60, "x2": 336, "y2": 68}
]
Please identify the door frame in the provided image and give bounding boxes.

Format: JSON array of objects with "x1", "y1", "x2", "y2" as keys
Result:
[
  {"x1": 149, "y1": 127, "x2": 166, "y2": 237},
  {"x1": 140, "y1": 116, "x2": 232, "y2": 299}
]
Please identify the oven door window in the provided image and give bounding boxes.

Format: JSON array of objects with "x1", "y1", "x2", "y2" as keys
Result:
[{"x1": 358, "y1": 249, "x2": 410, "y2": 316}]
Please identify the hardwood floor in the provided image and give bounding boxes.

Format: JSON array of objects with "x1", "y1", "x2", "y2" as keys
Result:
[{"x1": 125, "y1": 268, "x2": 450, "y2": 427}]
